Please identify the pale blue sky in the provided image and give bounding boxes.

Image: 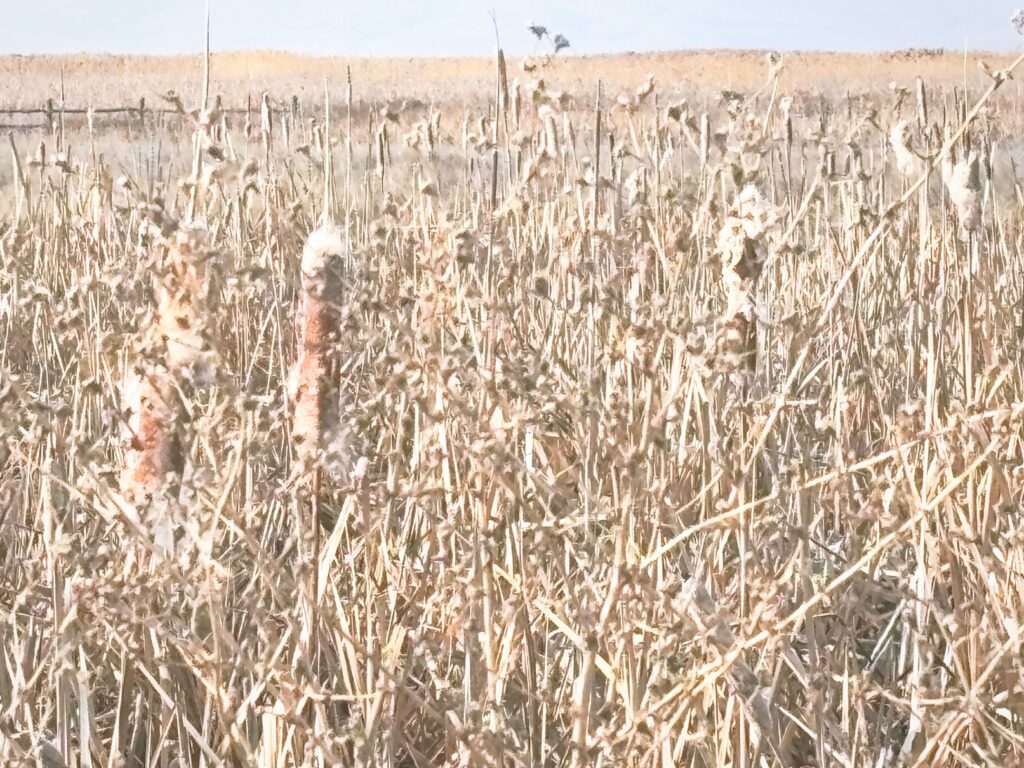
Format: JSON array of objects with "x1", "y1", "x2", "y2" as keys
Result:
[{"x1": 0, "y1": 1, "x2": 1020, "y2": 55}]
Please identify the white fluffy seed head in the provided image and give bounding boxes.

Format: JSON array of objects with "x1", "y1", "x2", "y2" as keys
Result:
[
  {"x1": 301, "y1": 224, "x2": 346, "y2": 277},
  {"x1": 889, "y1": 120, "x2": 924, "y2": 177},
  {"x1": 942, "y1": 151, "x2": 981, "y2": 234}
]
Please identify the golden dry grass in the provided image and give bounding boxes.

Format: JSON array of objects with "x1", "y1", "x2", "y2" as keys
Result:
[
  {"x1": 1, "y1": 49, "x2": 1021, "y2": 107},
  {"x1": 1, "y1": 43, "x2": 1024, "y2": 768}
]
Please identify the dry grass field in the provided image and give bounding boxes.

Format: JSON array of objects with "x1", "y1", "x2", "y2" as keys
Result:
[
  {"x1": 1, "y1": 40, "x2": 1024, "y2": 768},
  {"x1": 1, "y1": 49, "x2": 1022, "y2": 107}
]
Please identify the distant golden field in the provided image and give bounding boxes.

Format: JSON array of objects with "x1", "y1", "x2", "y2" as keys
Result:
[{"x1": 0, "y1": 49, "x2": 1020, "y2": 107}]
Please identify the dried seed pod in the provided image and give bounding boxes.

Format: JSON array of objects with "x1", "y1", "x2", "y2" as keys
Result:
[{"x1": 538, "y1": 105, "x2": 559, "y2": 158}]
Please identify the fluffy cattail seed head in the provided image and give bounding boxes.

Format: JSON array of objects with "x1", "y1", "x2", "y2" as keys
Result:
[
  {"x1": 120, "y1": 367, "x2": 179, "y2": 505},
  {"x1": 154, "y1": 225, "x2": 215, "y2": 384},
  {"x1": 942, "y1": 150, "x2": 981, "y2": 235},
  {"x1": 889, "y1": 120, "x2": 924, "y2": 178},
  {"x1": 290, "y1": 224, "x2": 350, "y2": 477}
]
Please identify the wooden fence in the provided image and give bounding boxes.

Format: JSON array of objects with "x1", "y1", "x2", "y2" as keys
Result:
[{"x1": 0, "y1": 95, "x2": 306, "y2": 132}]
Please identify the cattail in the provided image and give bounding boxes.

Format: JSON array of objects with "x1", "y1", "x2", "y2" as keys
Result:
[
  {"x1": 539, "y1": 105, "x2": 559, "y2": 158},
  {"x1": 428, "y1": 109, "x2": 440, "y2": 154},
  {"x1": 561, "y1": 110, "x2": 574, "y2": 157},
  {"x1": 120, "y1": 224, "x2": 214, "y2": 553},
  {"x1": 715, "y1": 185, "x2": 777, "y2": 395},
  {"x1": 84, "y1": 165, "x2": 113, "y2": 239},
  {"x1": 260, "y1": 93, "x2": 273, "y2": 136},
  {"x1": 915, "y1": 77, "x2": 928, "y2": 130},
  {"x1": 120, "y1": 366, "x2": 178, "y2": 507},
  {"x1": 624, "y1": 167, "x2": 647, "y2": 207},
  {"x1": 779, "y1": 96, "x2": 793, "y2": 149},
  {"x1": 941, "y1": 149, "x2": 981, "y2": 235},
  {"x1": 889, "y1": 120, "x2": 924, "y2": 177},
  {"x1": 207, "y1": 94, "x2": 224, "y2": 142},
  {"x1": 45, "y1": 96, "x2": 56, "y2": 134},
  {"x1": 496, "y1": 48, "x2": 510, "y2": 115},
  {"x1": 530, "y1": 78, "x2": 545, "y2": 106},
  {"x1": 511, "y1": 79, "x2": 522, "y2": 127},
  {"x1": 260, "y1": 93, "x2": 274, "y2": 159},
  {"x1": 635, "y1": 73, "x2": 656, "y2": 105},
  {"x1": 312, "y1": 117, "x2": 325, "y2": 155},
  {"x1": 155, "y1": 227, "x2": 215, "y2": 383},
  {"x1": 289, "y1": 223, "x2": 349, "y2": 476}
]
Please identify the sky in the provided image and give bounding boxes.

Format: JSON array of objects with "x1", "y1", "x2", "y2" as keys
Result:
[{"x1": 0, "y1": 0, "x2": 1021, "y2": 56}]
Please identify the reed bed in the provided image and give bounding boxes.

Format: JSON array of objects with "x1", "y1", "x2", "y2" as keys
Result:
[{"x1": 0, "y1": 35, "x2": 1023, "y2": 768}]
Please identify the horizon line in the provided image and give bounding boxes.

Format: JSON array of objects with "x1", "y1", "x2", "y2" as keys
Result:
[{"x1": 1, "y1": 45, "x2": 1021, "y2": 59}]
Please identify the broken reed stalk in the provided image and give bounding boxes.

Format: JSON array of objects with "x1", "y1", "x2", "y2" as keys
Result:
[{"x1": 187, "y1": 0, "x2": 213, "y2": 221}]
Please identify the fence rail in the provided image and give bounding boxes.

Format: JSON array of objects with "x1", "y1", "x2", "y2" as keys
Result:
[
  {"x1": 0, "y1": 95, "x2": 415, "y2": 133},
  {"x1": 0, "y1": 107, "x2": 253, "y2": 116},
  {"x1": 0, "y1": 96, "x2": 303, "y2": 131},
  {"x1": 0, "y1": 105, "x2": 237, "y2": 133}
]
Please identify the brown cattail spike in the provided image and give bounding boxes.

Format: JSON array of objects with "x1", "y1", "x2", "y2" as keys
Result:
[
  {"x1": 289, "y1": 224, "x2": 349, "y2": 476},
  {"x1": 120, "y1": 222, "x2": 216, "y2": 555}
]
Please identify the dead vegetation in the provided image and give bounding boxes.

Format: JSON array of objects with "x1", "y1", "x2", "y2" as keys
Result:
[{"x1": 1, "y1": 21, "x2": 1024, "y2": 768}]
